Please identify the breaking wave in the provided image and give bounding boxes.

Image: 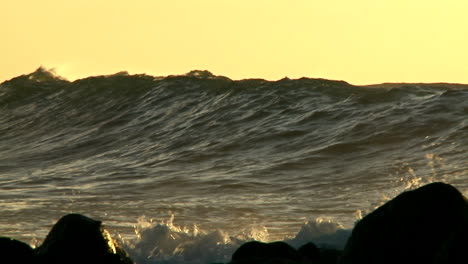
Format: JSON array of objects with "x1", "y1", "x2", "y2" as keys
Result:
[{"x1": 1, "y1": 67, "x2": 467, "y2": 263}]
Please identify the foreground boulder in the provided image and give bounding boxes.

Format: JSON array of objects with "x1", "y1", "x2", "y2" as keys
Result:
[
  {"x1": 229, "y1": 240, "x2": 341, "y2": 264},
  {"x1": 297, "y1": 242, "x2": 320, "y2": 263},
  {"x1": 35, "y1": 214, "x2": 133, "y2": 264},
  {"x1": 340, "y1": 182, "x2": 468, "y2": 264},
  {"x1": 230, "y1": 241, "x2": 300, "y2": 264},
  {"x1": 0, "y1": 237, "x2": 37, "y2": 263},
  {"x1": 297, "y1": 243, "x2": 341, "y2": 264}
]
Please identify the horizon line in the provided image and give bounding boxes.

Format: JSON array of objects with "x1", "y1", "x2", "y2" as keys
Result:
[{"x1": 2, "y1": 66, "x2": 468, "y2": 87}]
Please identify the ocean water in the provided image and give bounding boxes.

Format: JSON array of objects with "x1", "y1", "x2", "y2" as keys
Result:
[{"x1": 0, "y1": 68, "x2": 467, "y2": 263}]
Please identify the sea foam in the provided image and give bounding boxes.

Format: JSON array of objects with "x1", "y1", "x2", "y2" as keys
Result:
[{"x1": 121, "y1": 215, "x2": 351, "y2": 264}]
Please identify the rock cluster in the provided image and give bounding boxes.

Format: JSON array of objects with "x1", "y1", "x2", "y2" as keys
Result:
[
  {"x1": 2, "y1": 182, "x2": 467, "y2": 264},
  {"x1": 229, "y1": 240, "x2": 340, "y2": 264},
  {"x1": 228, "y1": 182, "x2": 468, "y2": 264}
]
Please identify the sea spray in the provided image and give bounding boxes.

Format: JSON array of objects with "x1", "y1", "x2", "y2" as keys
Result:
[
  {"x1": 120, "y1": 215, "x2": 351, "y2": 264},
  {"x1": 122, "y1": 215, "x2": 262, "y2": 264}
]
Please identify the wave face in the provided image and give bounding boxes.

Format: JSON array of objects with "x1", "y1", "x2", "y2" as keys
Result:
[{"x1": 1, "y1": 68, "x2": 467, "y2": 263}]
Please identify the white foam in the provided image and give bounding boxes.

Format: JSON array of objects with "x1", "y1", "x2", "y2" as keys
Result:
[
  {"x1": 120, "y1": 215, "x2": 351, "y2": 264},
  {"x1": 287, "y1": 218, "x2": 351, "y2": 249}
]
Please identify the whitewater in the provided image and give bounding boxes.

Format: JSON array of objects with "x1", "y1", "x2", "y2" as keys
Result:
[{"x1": 0, "y1": 68, "x2": 467, "y2": 263}]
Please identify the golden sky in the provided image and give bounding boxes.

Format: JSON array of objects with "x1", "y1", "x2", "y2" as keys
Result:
[{"x1": 2, "y1": 0, "x2": 468, "y2": 84}]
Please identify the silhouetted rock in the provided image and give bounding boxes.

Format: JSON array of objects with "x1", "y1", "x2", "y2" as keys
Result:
[
  {"x1": 230, "y1": 241, "x2": 300, "y2": 264},
  {"x1": 340, "y1": 182, "x2": 468, "y2": 264},
  {"x1": 298, "y1": 242, "x2": 319, "y2": 263},
  {"x1": 0, "y1": 237, "x2": 37, "y2": 263},
  {"x1": 296, "y1": 242, "x2": 342, "y2": 264},
  {"x1": 316, "y1": 248, "x2": 342, "y2": 264},
  {"x1": 35, "y1": 214, "x2": 133, "y2": 264}
]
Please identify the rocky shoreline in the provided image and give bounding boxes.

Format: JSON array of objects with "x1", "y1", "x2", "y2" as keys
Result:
[{"x1": 2, "y1": 182, "x2": 467, "y2": 264}]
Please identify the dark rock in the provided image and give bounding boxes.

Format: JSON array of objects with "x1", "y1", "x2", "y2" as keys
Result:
[
  {"x1": 35, "y1": 214, "x2": 133, "y2": 264},
  {"x1": 0, "y1": 237, "x2": 37, "y2": 263},
  {"x1": 340, "y1": 182, "x2": 468, "y2": 264},
  {"x1": 316, "y1": 248, "x2": 342, "y2": 264},
  {"x1": 297, "y1": 242, "x2": 342, "y2": 264},
  {"x1": 231, "y1": 241, "x2": 300, "y2": 264},
  {"x1": 298, "y1": 242, "x2": 319, "y2": 263}
]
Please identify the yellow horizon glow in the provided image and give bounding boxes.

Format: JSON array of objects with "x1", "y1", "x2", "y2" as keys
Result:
[{"x1": 2, "y1": 0, "x2": 468, "y2": 85}]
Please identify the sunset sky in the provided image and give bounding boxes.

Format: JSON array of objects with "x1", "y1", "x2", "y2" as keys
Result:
[{"x1": 2, "y1": 0, "x2": 468, "y2": 84}]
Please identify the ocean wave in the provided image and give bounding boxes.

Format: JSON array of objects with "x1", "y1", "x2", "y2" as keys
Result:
[{"x1": 1, "y1": 68, "x2": 467, "y2": 262}]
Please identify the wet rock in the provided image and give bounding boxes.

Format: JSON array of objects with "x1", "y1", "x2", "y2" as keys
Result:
[
  {"x1": 297, "y1": 242, "x2": 320, "y2": 263},
  {"x1": 316, "y1": 248, "x2": 342, "y2": 264},
  {"x1": 0, "y1": 237, "x2": 37, "y2": 263},
  {"x1": 230, "y1": 241, "x2": 300, "y2": 264},
  {"x1": 340, "y1": 182, "x2": 468, "y2": 264},
  {"x1": 35, "y1": 214, "x2": 133, "y2": 264},
  {"x1": 297, "y1": 242, "x2": 342, "y2": 264}
]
